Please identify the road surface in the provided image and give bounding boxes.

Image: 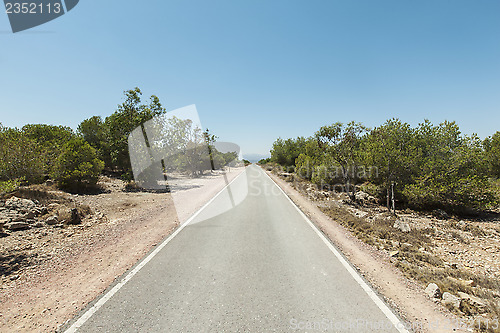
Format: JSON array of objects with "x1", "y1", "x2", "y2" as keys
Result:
[{"x1": 66, "y1": 165, "x2": 406, "y2": 332}]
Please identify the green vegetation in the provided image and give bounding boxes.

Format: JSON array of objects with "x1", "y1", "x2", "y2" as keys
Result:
[
  {"x1": 0, "y1": 123, "x2": 76, "y2": 185},
  {"x1": 269, "y1": 119, "x2": 500, "y2": 214},
  {"x1": 79, "y1": 87, "x2": 166, "y2": 179},
  {"x1": 53, "y1": 138, "x2": 104, "y2": 191},
  {"x1": 483, "y1": 131, "x2": 500, "y2": 178},
  {"x1": 0, "y1": 179, "x2": 22, "y2": 195},
  {"x1": 0, "y1": 87, "x2": 239, "y2": 194}
]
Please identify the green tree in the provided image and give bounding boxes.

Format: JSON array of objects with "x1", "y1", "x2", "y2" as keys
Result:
[
  {"x1": 105, "y1": 87, "x2": 166, "y2": 178},
  {"x1": 0, "y1": 126, "x2": 45, "y2": 183},
  {"x1": 363, "y1": 119, "x2": 417, "y2": 211},
  {"x1": 21, "y1": 124, "x2": 75, "y2": 175},
  {"x1": 484, "y1": 131, "x2": 500, "y2": 178},
  {"x1": 295, "y1": 137, "x2": 323, "y2": 180},
  {"x1": 316, "y1": 121, "x2": 367, "y2": 200},
  {"x1": 53, "y1": 137, "x2": 104, "y2": 191},
  {"x1": 404, "y1": 121, "x2": 495, "y2": 212},
  {"x1": 78, "y1": 116, "x2": 111, "y2": 167},
  {"x1": 270, "y1": 137, "x2": 306, "y2": 168}
]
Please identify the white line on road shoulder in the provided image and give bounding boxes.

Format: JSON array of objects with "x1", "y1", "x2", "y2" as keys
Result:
[
  {"x1": 64, "y1": 169, "x2": 247, "y2": 333},
  {"x1": 261, "y1": 167, "x2": 411, "y2": 333}
]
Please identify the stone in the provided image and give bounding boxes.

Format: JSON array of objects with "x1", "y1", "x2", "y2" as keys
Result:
[
  {"x1": 425, "y1": 283, "x2": 442, "y2": 298},
  {"x1": 45, "y1": 216, "x2": 59, "y2": 226},
  {"x1": 47, "y1": 203, "x2": 59, "y2": 210},
  {"x1": 388, "y1": 250, "x2": 399, "y2": 257},
  {"x1": 279, "y1": 173, "x2": 294, "y2": 182},
  {"x1": 65, "y1": 208, "x2": 81, "y2": 225},
  {"x1": 5, "y1": 196, "x2": 36, "y2": 213},
  {"x1": 34, "y1": 207, "x2": 48, "y2": 215},
  {"x1": 11, "y1": 214, "x2": 27, "y2": 222},
  {"x1": 457, "y1": 292, "x2": 487, "y2": 315},
  {"x1": 355, "y1": 191, "x2": 370, "y2": 201},
  {"x1": 22, "y1": 211, "x2": 36, "y2": 220},
  {"x1": 442, "y1": 292, "x2": 460, "y2": 310},
  {"x1": 355, "y1": 191, "x2": 378, "y2": 204},
  {"x1": 462, "y1": 280, "x2": 476, "y2": 287},
  {"x1": 393, "y1": 218, "x2": 411, "y2": 232},
  {"x1": 33, "y1": 221, "x2": 45, "y2": 228},
  {"x1": 6, "y1": 221, "x2": 30, "y2": 231}
]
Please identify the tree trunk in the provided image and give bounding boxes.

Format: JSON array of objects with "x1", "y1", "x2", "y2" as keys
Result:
[
  {"x1": 391, "y1": 182, "x2": 395, "y2": 214},
  {"x1": 351, "y1": 183, "x2": 356, "y2": 202},
  {"x1": 387, "y1": 186, "x2": 390, "y2": 210}
]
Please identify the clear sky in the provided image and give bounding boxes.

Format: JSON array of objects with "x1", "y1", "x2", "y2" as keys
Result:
[{"x1": 1, "y1": 0, "x2": 499, "y2": 157}]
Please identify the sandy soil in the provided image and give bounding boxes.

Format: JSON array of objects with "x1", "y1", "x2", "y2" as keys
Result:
[
  {"x1": 0, "y1": 167, "x2": 245, "y2": 332},
  {"x1": 267, "y1": 170, "x2": 471, "y2": 333}
]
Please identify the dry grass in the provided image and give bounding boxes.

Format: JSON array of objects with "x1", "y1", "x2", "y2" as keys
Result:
[{"x1": 319, "y1": 200, "x2": 500, "y2": 332}]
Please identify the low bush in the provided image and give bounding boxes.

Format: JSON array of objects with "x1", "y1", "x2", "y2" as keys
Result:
[{"x1": 53, "y1": 138, "x2": 104, "y2": 192}]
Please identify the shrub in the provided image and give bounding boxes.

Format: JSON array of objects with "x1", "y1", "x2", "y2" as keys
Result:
[
  {"x1": 311, "y1": 163, "x2": 343, "y2": 190},
  {"x1": 53, "y1": 138, "x2": 104, "y2": 191},
  {"x1": 295, "y1": 153, "x2": 314, "y2": 180},
  {"x1": 0, "y1": 179, "x2": 22, "y2": 194},
  {"x1": 0, "y1": 127, "x2": 45, "y2": 183}
]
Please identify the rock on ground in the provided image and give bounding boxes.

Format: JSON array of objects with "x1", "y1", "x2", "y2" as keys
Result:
[
  {"x1": 424, "y1": 283, "x2": 442, "y2": 299},
  {"x1": 393, "y1": 218, "x2": 411, "y2": 232},
  {"x1": 5, "y1": 196, "x2": 36, "y2": 213},
  {"x1": 441, "y1": 292, "x2": 461, "y2": 310},
  {"x1": 457, "y1": 292, "x2": 487, "y2": 315}
]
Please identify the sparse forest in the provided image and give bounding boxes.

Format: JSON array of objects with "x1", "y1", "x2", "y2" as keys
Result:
[{"x1": 267, "y1": 119, "x2": 500, "y2": 214}]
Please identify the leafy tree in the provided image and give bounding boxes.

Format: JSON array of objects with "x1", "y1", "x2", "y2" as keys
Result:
[
  {"x1": 0, "y1": 127, "x2": 45, "y2": 183},
  {"x1": 295, "y1": 153, "x2": 315, "y2": 180},
  {"x1": 78, "y1": 116, "x2": 111, "y2": 167},
  {"x1": 316, "y1": 121, "x2": 367, "y2": 200},
  {"x1": 203, "y1": 129, "x2": 219, "y2": 171},
  {"x1": 105, "y1": 87, "x2": 166, "y2": 178},
  {"x1": 363, "y1": 119, "x2": 417, "y2": 210},
  {"x1": 484, "y1": 131, "x2": 500, "y2": 178},
  {"x1": 404, "y1": 122, "x2": 495, "y2": 212},
  {"x1": 21, "y1": 124, "x2": 75, "y2": 174},
  {"x1": 270, "y1": 137, "x2": 306, "y2": 168},
  {"x1": 53, "y1": 137, "x2": 104, "y2": 191},
  {"x1": 222, "y1": 151, "x2": 239, "y2": 167},
  {"x1": 295, "y1": 138, "x2": 323, "y2": 180}
]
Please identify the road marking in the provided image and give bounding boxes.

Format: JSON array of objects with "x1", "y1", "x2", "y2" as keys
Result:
[
  {"x1": 64, "y1": 169, "x2": 247, "y2": 333},
  {"x1": 261, "y1": 168, "x2": 410, "y2": 333}
]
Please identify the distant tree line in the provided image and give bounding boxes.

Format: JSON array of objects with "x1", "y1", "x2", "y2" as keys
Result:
[
  {"x1": 269, "y1": 119, "x2": 500, "y2": 214},
  {"x1": 0, "y1": 87, "x2": 237, "y2": 193}
]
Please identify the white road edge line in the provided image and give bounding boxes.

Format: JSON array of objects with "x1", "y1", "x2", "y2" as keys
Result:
[
  {"x1": 262, "y1": 168, "x2": 411, "y2": 333},
  {"x1": 64, "y1": 169, "x2": 247, "y2": 333}
]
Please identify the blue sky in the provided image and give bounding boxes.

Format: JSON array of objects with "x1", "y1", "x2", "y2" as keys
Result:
[{"x1": 1, "y1": 0, "x2": 499, "y2": 157}]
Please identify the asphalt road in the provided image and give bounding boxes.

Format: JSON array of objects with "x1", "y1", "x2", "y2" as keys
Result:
[{"x1": 66, "y1": 165, "x2": 406, "y2": 332}]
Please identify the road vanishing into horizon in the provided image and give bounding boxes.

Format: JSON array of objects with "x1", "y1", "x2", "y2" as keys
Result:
[{"x1": 65, "y1": 165, "x2": 406, "y2": 333}]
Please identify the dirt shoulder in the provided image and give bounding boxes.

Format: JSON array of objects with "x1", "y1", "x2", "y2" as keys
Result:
[
  {"x1": 266, "y1": 169, "x2": 474, "y2": 333},
  {"x1": 0, "y1": 167, "x2": 245, "y2": 332}
]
